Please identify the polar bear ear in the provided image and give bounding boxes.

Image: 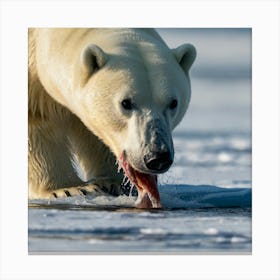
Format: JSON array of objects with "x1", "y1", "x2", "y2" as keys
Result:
[
  {"x1": 173, "y1": 44, "x2": 196, "y2": 74},
  {"x1": 80, "y1": 44, "x2": 107, "y2": 84}
]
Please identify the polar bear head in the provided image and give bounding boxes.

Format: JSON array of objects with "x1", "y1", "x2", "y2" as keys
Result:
[{"x1": 74, "y1": 30, "x2": 196, "y2": 206}]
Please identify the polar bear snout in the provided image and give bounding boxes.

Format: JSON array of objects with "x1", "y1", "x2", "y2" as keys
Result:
[
  {"x1": 139, "y1": 117, "x2": 174, "y2": 173},
  {"x1": 144, "y1": 151, "x2": 173, "y2": 173}
]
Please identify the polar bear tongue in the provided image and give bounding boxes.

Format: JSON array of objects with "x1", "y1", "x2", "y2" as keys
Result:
[
  {"x1": 119, "y1": 152, "x2": 162, "y2": 209},
  {"x1": 133, "y1": 170, "x2": 162, "y2": 209}
]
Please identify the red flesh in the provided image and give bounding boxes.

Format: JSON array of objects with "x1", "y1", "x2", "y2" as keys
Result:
[{"x1": 119, "y1": 152, "x2": 162, "y2": 209}]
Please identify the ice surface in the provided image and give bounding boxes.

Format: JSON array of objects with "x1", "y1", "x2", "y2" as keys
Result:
[
  {"x1": 28, "y1": 205, "x2": 251, "y2": 253},
  {"x1": 30, "y1": 184, "x2": 251, "y2": 209},
  {"x1": 159, "y1": 185, "x2": 251, "y2": 208},
  {"x1": 29, "y1": 184, "x2": 251, "y2": 253}
]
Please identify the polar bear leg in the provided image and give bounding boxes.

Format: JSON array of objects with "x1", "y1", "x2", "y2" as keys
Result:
[
  {"x1": 67, "y1": 116, "x2": 123, "y2": 196},
  {"x1": 29, "y1": 115, "x2": 123, "y2": 199},
  {"x1": 28, "y1": 118, "x2": 89, "y2": 199}
]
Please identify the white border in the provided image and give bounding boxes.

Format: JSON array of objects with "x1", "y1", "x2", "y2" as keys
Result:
[{"x1": 0, "y1": 0, "x2": 279, "y2": 280}]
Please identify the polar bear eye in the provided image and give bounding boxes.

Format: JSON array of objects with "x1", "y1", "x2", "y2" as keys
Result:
[
  {"x1": 169, "y1": 99, "x2": 178, "y2": 110},
  {"x1": 121, "y1": 99, "x2": 133, "y2": 110}
]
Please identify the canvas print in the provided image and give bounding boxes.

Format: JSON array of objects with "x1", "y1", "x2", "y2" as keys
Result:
[{"x1": 28, "y1": 28, "x2": 251, "y2": 253}]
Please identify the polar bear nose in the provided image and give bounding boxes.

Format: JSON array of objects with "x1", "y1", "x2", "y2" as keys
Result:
[{"x1": 144, "y1": 151, "x2": 173, "y2": 172}]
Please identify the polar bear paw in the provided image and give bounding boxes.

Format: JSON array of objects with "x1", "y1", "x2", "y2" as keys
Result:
[
  {"x1": 51, "y1": 184, "x2": 102, "y2": 199},
  {"x1": 85, "y1": 178, "x2": 122, "y2": 197},
  {"x1": 50, "y1": 180, "x2": 121, "y2": 199}
]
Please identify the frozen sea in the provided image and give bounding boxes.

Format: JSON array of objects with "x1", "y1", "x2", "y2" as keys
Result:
[{"x1": 29, "y1": 28, "x2": 252, "y2": 254}]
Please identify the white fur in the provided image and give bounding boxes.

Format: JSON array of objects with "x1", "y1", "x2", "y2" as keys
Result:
[{"x1": 28, "y1": 28, "x2": 196, "y2": 199}]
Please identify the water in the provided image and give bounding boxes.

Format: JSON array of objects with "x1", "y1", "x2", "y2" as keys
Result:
[
  {"x1": 28, "y1": 28, "x2": 252, "y2": 254},
  {"x1": 29, "y1": 207, "x2": 251, "y2": 253}
]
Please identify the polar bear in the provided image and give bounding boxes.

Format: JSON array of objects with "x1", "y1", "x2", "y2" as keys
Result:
[{"x1": 28, "y1": 28, "x2": 196, "y2": 208}]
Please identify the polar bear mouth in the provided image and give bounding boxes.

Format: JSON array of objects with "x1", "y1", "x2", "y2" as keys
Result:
[{"x1": 119, "y1": 151, "x2": 162, "y2": 209}]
